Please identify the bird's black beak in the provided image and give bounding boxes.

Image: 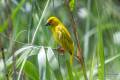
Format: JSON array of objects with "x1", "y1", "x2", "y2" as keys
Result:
[{"x1": 45, "y1": 22, "x2": 50, "y2": 26}]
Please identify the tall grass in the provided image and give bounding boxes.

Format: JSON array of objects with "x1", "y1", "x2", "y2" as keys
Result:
[{"x1": 0, "y1": 0, "x2": 120, "y2": 80}]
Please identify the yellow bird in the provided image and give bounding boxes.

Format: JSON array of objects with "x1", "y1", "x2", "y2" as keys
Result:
[{"x1": 46, "y1": 16, "x2": 74, "y2": 65}]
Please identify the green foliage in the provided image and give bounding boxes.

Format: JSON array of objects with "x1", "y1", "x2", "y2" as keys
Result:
[
  {"x1": 23, "y1": 61, "x2": 39, "y2": 80},
  {"x1": 69, "y1": 0, "x2": 75, "y2": 11},
  {"x1": 97, "y1": 25, "x2": 105, "y2": 80},
  {"x1": 0, "y1": 0, "x2": 25, "y2": 32},
  {"x1": 0, "y1": 0, "x2": 120, "y2": 80},
  {"x1": 66, "y1": 60, "x2": 73, "y2": 80}
]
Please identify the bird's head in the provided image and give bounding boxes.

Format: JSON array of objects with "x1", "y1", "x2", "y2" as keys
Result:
[{"x1": 45, "y1": 16, "x2": 60, "y2": 26}]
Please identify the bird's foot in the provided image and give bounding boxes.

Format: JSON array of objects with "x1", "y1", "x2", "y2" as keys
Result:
[{"x1": 57, "y1": 46, "x2": 65, "y2": 55}]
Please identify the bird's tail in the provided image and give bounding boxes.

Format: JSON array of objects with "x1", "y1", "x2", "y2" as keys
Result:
[{"x1": 70, "y1": 52, "x2": 74, "y2": 65}]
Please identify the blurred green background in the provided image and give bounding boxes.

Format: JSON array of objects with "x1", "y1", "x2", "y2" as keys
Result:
[{"x1": 0, "y1": 0, "x2": 120, "y2": 80}]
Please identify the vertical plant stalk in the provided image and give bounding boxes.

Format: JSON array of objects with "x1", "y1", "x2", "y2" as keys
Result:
[
  {"x1": 31, "y1": 0, "x2": 50, "y2": 44},
  {"x1": 4, "y1": 0, "x2": 16, "y2": 79},
  {"x1": 84, "y1": 0, "x2": 91, "y2": 59},
  {"x1": 1, "y1": 48, "x2": 9, "y2": 80},
  {"x1": 0, "y1": 38, "x2": 9, "y2": 80},
  {"x1": 95, "y1": 1, "x2": 105, "y2": 79},
  {"x1": 97, "y1": 26, "x2": 104, "y2": 80},
  {"x1": 65, "y1": 0, "x2": 88, "y2": 80}
]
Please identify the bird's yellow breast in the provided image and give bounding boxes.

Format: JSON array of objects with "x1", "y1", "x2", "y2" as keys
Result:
[{"x1": 51, "y1": 24, "x2": 62, "y2": 45}]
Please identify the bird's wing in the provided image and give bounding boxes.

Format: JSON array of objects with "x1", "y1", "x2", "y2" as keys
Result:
[
  {"x1": 56, "y1": 24, "x2": 74, "y2": 65},
  {"x1": 56, "y1": 24, "x2": 73, "y2": 51},
  {"x1": 60, "y1": 24, "x2": 74, "y2": 65}
]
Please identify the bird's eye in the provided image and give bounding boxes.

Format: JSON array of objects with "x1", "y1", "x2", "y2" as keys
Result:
[
  {"x1": 48, "y1": 21, "x2": 51, "y2": 24},
  {"x1": 49, "y1": 20, "x2": 53, "y2": 23},
  {"x1": 49, "y1": 20, "x2": 53, "y2": 24}
]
